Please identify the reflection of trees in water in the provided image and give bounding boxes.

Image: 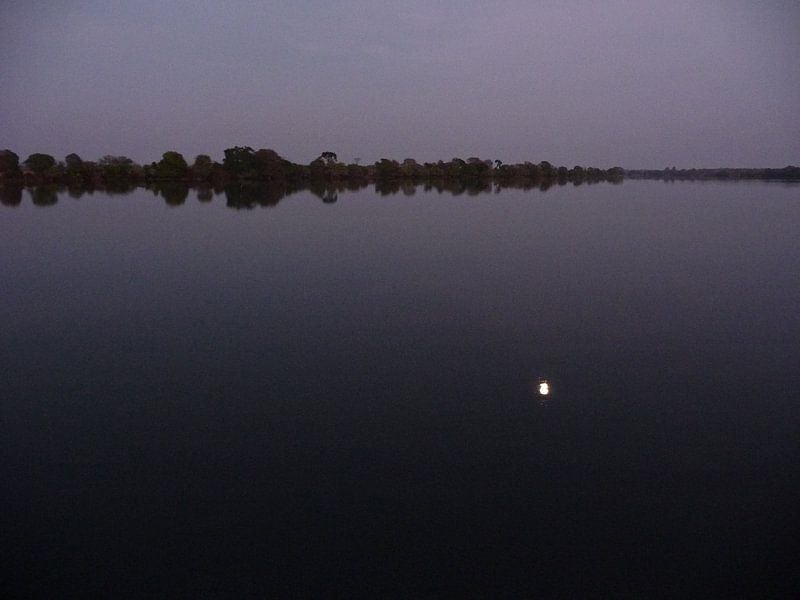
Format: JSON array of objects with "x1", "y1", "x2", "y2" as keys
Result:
[
  {"x1": 401, "y1": 182, "x2": 416, "y2": 196},
  {"x1": 0, "y1": 177, "x2": 619, "y2": 210},
  {"x1": 375, "y1": 180, "x2": 400, "y2": 196},
  {"x1": 32, "y1": 185, "x2": 59, "y2": 206},
  {"x1": 310, "y1": 180, "x2": 369, "y2": 203},
  {"x1": 63, "y1": 183, "x2": 137, "y2": 199},
  {"x1": 103, "y1": 181, "x2": 138, "y2": 196},
  {"x1": 308, "y1": 182, "x2": 341, "y2": 204},
  {"x1": 466, "y1": 181, "x2": 492, "y2": 196},
  {"x1": 224, "y1": 182, "x2": 300, "y2": 209},
  {"x1": 0, "y1": 185, "x2": 23, "y2": 206},
  {"x1": 196, "y1": 186, "x2": 213, "y2": 202},
  {"x1": 423, "y1": 179, "x2": 493, "y2": 196},
  {"x1": 345, "y1": 180, "x2": 365, "y2": 192},
  {"x1": 493, "y1": 180, "x2": 554, "y2": 193},
  {"x1": 153, "y1": 182, "x2": 190, "y2": 206},
  {"x1": 68, "y1": 185, "x2": 91, "y2": 199},
  {"x1": 223, "y1": 180, "x2": 370, "y2": 208}
]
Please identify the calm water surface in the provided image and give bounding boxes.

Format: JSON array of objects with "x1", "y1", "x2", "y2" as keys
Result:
[{"x1": 2, "y1": 181, "x2": 799, "y2": 597}]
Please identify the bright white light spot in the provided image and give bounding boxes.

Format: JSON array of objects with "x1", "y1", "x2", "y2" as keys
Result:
[{"x1": 538, "y1": 382, "x2": 550, "y2": 396}]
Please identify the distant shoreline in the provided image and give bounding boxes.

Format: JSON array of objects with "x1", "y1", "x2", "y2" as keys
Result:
[{"x1": 625, "y1": 166, "x2": 800, "y2": 181}]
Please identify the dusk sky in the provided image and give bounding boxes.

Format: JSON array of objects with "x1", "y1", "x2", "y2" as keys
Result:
[{"x1": 2, "y1": 0, "x2": 798, "y2": 168}]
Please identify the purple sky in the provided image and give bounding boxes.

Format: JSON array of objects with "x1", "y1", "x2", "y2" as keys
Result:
[{"x1": 1, "y1": 0, "x2": 798, "y2": 168}]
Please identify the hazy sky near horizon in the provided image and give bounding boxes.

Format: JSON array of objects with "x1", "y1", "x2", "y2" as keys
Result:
[{"x1": 1, "y1": 0, "x2": 798, "y2": 168}]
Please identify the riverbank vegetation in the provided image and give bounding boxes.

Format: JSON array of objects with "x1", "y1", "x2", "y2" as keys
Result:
[{"x1": 0, "y1": 147, "x2": 624, "y2": 187}]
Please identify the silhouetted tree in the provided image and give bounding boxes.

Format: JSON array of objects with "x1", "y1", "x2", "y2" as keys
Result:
[
  {"x1": 0, "y1": 150, "x2": 22, "y2": 179},
  {"x1": 524, "y1": 162, "x2": 542, "y2": 180},
  {"x1": 375, "y1": 158, "x2": 401, "y2": 179},
  {"x1": 607, "y1": 167, "x2": 624, "y2": 181},
  {"x1": 445, "y1": 158, "x2": 467, "y2": 178},
  {"x1": 156, "y1": 151, "x2": 189, "y2": 179},
  {"x1": 465, "y1": 157, "x2": 491, "y2": 179},
  {"x1": 98, "y1": 155, "x2": 136, "y2": 180},
  {"x1": 65, "y1": 153, "x2": 84, "y2": 175},
  {"x1": 191, "y1": 155, "x2": 214, "y2": 180},
  {"x1": 347, "y1": 163, "x2": 368, "y2": 179},
  {"x1": 309, "y1": 157, "x2": 327, "y2": 180},
  {"x1": 400, "y1": 158, "x2": 421, "y2": 179},
  {"x1": 320, "y1": 151, "x2": 338, "y2": 165},
  {"x1": 223, "y1": 146, "x2": 257, "y2": 177},
  {"x1": 254, "y1": 148, "x2": 288, "y2": 181},
  {"x1": 24, "y1": 153, "x2": 56, "y2": 176}
]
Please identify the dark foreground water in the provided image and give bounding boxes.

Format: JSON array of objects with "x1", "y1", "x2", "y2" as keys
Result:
[{"x1": 2, "y1": 181, "x2": 799, "y2": 597}]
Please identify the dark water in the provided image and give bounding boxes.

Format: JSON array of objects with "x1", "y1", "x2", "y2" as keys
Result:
[{"x1": 2, "y1": 181, "x2": 799, "y2": 597}]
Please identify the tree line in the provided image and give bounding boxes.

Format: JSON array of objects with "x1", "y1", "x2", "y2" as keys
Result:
[
  {"x1": 625, "y1": 166, "x2": 800, "y2": 181},
  {"x1": 0, "y1": 147, "x2": 624, "y2": 187}
]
